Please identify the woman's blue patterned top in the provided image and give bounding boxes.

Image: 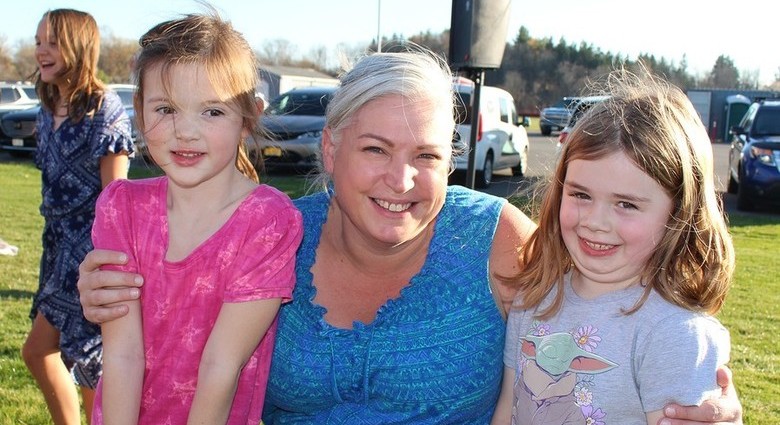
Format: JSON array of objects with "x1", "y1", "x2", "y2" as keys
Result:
[{"x1": 264, "y1": 185, "x2": 508, "y2": 424}]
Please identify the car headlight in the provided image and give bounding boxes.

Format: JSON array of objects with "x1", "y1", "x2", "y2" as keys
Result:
[
  {"x1": 749, "y1": 146, "x2": 777, "y2": 165},
  {"x1": 296, "y1": 130, "x2": 323, "y2": 139}
]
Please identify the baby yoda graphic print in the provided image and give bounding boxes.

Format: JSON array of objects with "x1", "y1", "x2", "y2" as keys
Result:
[{"x1": 513, "y1": 323, "x2": 617, "y2": 425}]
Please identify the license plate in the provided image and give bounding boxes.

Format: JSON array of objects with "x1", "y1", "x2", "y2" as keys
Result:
[
  {"x1": 12, "y1": 138, "x2": 23, "y2": 147},
  {"x1": 263, "y1": 146, "x2": 282, "y2": 157}
]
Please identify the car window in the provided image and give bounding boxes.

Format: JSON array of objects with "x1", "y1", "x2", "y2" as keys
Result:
[
  {"x1": 1, "y1": 88, "x2": 16, "y2": 103},
  {"x1": 23, "y1": 87, "x2": 38, "y2": 100},
  {"x1": 499, "y1": 97, "x2": 510, "y2": 124},
  {"x1": 455, "y1": 92, "x2": 472, "y2": 125},
  {"x1": 267, "y1": 91, "x2": 332, "y2": 116},
  {"x1": 114, "y1": 89, "x2": 134, "y2": 108},
  {"x1": 752, "y1": 107, "x2": 780, "y2": 136}
]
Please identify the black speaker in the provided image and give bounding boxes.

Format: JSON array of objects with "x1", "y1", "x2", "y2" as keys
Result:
[{"x1": 449, "y1": 0, "x2": 512, "y2": 69}]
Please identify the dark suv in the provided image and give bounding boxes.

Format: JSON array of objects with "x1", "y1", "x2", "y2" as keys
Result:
[
  {"x1": 539, "y1": 97, "x2": 578, "y2": 136},
  {"x1": 256, "y1": 86, "x2": 337, "y2": 170},
  {"x1": 727, "y1": 99, "x2": 780, "y2": 211}
]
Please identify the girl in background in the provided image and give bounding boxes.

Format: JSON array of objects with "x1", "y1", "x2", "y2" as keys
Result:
[
  {"x1": 492, "y1": 68, "x2": 734, "y2": 425},
  {"x1": 90, "y1": 10, "x2": 302, "y2": 424},
  {"x1": 21, "y1": 8, "x2": 133, "y2": 424}
]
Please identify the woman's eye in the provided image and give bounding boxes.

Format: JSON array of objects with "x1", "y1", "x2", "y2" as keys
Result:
[
  {"x1": 205, "y1": 109, "x2": 224, "y2": 117},
  {"x1": 364, "y1": 146, "x2": 384, "y2": 154},
  {"x1": 419, "y1": 153, "x2": 442, "y2": 160},
  {"x1": 155, "y1": 106, "x2": 174, "y2": 115}
]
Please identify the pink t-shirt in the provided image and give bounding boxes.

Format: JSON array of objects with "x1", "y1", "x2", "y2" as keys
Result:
[{"x1": 91, "y1": 177, "x2": 302, "y2": 424}]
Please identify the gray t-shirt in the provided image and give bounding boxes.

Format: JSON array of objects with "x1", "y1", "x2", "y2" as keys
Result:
[{"x1": 504, "y1": 272, "x2": 729, "y2": 425}]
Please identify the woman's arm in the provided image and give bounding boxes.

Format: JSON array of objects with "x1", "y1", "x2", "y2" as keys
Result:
[
  {"x1": 659, "y1": 366, "x2": 742, "y2": 425},
  {"x1": 488, "y1": 203, "x2": 537, "y2": 317},
  {"x1": 78, "y1": 249, "x2": 143, "y2": 323},
  {"x1": 100, "y1": 299, "x2": 144, "y2": 424},
  {"x1": 187, "y1": 298, "x2": 282, "y2": 424}
]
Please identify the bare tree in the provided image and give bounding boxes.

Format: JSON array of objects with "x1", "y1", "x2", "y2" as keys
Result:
[
  {"x1": 257, "y1": 39, "x2": 298, "y2": 66},
  {"x1": 12, "y1": 41, "x2": 36, "y2": 81},
  {"x1": 99, "y1": 35, "x2": 138, "y2": 83},
  {"x1": 0, "y1": 36, "x2": 15, "y2": 81}
]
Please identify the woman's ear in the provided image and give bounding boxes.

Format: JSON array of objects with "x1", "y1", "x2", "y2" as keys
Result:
[{"x1": 322, "y1": 127, "x2": 336, "y2": 174}]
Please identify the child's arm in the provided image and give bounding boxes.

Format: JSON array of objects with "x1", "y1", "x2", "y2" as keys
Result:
[
  {"x1": 99, "y1": 151, "x2": 129, "y2": 188},
  {"x1": 100, "y1": 299, "x2": 144, "y2": 424},
  {"x1": 491, "y1": 366, "x2": 516, "y2": 425},
  {"x1": 187, "y1": 298, "x2": 282, "y2": 424}
]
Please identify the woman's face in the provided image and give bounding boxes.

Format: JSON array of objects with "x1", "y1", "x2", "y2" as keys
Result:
[
  {"x1": 34, "y1": 17, "x2": 65, "y2": 86},
  {"x1": 323, "y1": 94, "x2": 453, "y2": 248}
]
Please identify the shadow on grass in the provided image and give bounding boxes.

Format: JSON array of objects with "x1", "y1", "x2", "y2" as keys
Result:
[{"x1": 0, "y1": 289, "x2": 35, "y2": 300}]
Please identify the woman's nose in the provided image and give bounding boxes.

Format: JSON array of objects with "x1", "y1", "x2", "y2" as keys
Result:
[{"x1": 385, "y1": 161, "x2": 416, "y2": 193}]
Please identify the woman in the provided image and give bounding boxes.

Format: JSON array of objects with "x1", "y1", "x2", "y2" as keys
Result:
[{"x1": 78, "y1": 49, "x2": 741, "y2": 424}]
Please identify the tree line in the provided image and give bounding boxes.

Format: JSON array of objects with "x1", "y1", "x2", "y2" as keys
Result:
[{"x1": 2, "y1": 25, "x2": 778, "y2": 114}]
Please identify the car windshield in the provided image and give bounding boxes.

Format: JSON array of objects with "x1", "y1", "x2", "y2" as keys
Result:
[
  {"x1": 114, "y1": 90, "x2": 134, "y2": 108},
  {"x1": 752, "y1": 108, "x2": 780, "y2": 136},
  {"x1": 267, "y1": 91, "x2": 331, "y2": 116}
]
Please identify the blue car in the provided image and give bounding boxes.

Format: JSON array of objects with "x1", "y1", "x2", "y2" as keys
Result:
[{"x1": 727, "y1": 99, "x2": 780, "y2": 211}]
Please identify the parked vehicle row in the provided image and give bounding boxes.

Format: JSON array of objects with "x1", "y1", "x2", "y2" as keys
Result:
[
  {"x1": 539, "y1": 96, "x2": 578, "y2": 136},
  {"x1": 0, "y1": 84, "x2": 136, "y2": 157},
  {"x1": 256, "y1": 77, "x2": 531, "y2": 189},
  {"x1": 556, "y1": 95, "x2": 609, "y2": 148}
]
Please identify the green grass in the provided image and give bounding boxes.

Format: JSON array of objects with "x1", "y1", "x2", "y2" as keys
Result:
[{"x1": 1, "y1": 156, "x2": 778, "y2": 423}]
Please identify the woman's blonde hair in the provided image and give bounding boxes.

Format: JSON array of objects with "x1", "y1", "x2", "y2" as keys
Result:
[
  {"x1": 516, "y1": 66, "x2": 734, "y2": 319},
  {"x1": 133, "y1": 8, "x2": 261, "y2": 182},
  {"x1": 35, "y1": 9, "x2": 105, "y2": 123}
]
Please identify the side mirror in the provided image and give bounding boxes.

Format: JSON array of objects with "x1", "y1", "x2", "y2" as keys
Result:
[{"x1": 730, "y1": 125, "x2": 745, "y2": 136}]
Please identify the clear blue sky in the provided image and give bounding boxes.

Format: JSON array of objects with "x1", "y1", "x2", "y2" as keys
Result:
[{"x1": 3, "y1": 0, "x2": 776, "y2": 86}]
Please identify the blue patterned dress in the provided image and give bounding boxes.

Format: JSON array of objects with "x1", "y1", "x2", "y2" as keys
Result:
[
  {"x1": 264, "y1": 186, "x2": 508, "y2": 424},
  {"x1": 31, "y1": 91, "x2": 134, "y2": 388}
]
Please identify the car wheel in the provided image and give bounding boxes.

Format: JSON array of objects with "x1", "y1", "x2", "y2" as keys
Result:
[
  {"x1": 727, "y1": 171, "x2": 738, "y2": 194},
  {"x1": 512, "y1": 146, "x2": 528, "y2": 177},
  {"x1": 476, "y1": 152, "x2": 494, "y2": 189},
  {"x1": 540, "y1": 125, "x2": 551, "y2": 136}
]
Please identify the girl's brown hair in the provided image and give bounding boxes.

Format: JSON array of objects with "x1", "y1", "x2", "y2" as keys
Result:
[
  {"x1": 516, "y1": 67, "x2": 734, "y2": 319},
  {"x1": 35, "y1": 9, "x2": 105, "y2": 123},
  {"x1": 133, "y1": 9, "x2": 261, "y2": 182}
]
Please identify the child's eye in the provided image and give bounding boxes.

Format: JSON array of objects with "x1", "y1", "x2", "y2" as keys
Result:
[
  {"x1": 155, "y1": 106, "x2": 174, "y2": 115},
  {"x1": 618, "y1": 201, "x2": 638, "y2": 210},
  {"x1": 205, "y1": 108, "x2": 224, "y2": 117},
  {"x1": 569, "y1": 191, "x2": 589, "y2": 200}
]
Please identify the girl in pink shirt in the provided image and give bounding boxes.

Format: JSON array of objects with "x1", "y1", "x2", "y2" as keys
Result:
[{"x1": 90, "y1": 10, "x2": 302, "y2": 424}]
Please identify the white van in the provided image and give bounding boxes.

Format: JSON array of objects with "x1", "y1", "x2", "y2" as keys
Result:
[{"x1": 452, "y1": 77, "x2": 529, "y2": 188}]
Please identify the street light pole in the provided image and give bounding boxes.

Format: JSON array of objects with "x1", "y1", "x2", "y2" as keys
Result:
[{"x1": 376, "y1": 0, "x2": 382, "y2": 52}]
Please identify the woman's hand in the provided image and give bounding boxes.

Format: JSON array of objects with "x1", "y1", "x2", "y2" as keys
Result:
[
  {"x1": 78, "y1": 249, "x2": 143, "y2": 324},
  {"x1": 659, "y1": 366, "x2": 742, "y2": 425}
]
